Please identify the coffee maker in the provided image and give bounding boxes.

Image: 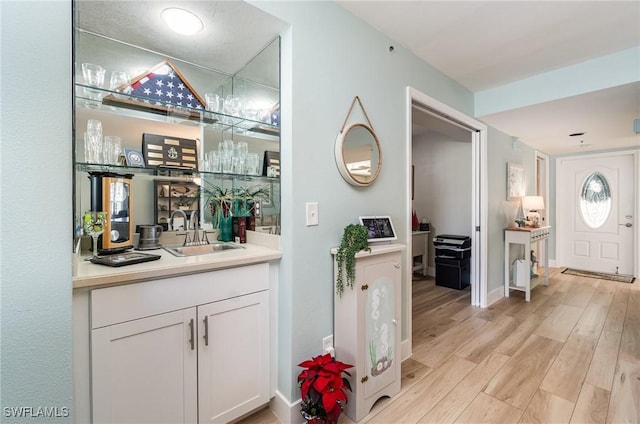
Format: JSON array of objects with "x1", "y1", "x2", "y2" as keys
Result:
[{"x1": 89, "y1": 172, "x2": 134, "y2": 253}]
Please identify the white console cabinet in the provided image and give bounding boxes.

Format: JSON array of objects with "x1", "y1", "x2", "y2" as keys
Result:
[
  {"x1": 331, "y1": 243, "x2": 404, "y2": 422},
  {"x1": 89, "y1": 263, "x2": 270, "y2": 424},
  {"x1": 504, "y1": 226, "x2": 550, "y2": 302},
  {"x1": 411, "y1": 231, "x2": 430, "y2": 276}
]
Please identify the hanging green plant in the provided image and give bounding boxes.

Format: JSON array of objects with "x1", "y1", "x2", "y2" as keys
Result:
[{"x1": 336, "y1": 224, "x2": 370, "y2": 297}]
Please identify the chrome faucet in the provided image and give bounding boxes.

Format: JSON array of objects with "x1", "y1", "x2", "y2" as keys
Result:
[
  {"x1": 169, "y1": 210, "x2": 190, "y2": 245},
  {"x1": 189, "y1": 211, "x2": 200, "y2": 244},
  {"x1": 169, "y1": 209, "x2": 188, "y2": 231}
]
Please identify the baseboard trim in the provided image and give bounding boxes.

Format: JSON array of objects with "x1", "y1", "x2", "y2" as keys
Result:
[
  {"x1": 270, "y1": 390, "x2": 303, "y2": 424},
  {"x1": 401, "y1": 338, "x2": 412, "y2": 361},
  {"x1": 487, "y1": 286, "x2": 504, "y2": 306}
]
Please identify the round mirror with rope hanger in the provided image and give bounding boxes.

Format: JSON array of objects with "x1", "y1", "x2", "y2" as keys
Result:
[{"x1": 335, "y1": 96, "x2": 383, "y2": 187}]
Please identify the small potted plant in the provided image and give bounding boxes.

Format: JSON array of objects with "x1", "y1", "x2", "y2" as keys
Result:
[
  {"x1": 297, "y1": 353, "x2": 353, "y2": 424},
  {"x1": 335, "y1": 224, "x2": 370, "y2": 297}
]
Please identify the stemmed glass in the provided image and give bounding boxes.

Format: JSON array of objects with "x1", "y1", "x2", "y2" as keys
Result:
[{"x1": 83, "y1": 211, "x2": 107, "y2": 260}]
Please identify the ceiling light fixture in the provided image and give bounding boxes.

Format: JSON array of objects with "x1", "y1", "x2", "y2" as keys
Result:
[{"x1": 161, "y1": 8, "x2": 203, "y2": 36}]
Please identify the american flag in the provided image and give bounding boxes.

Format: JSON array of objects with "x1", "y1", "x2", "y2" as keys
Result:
[{"x1": 128, "y1": 60, "x2": 205, "y2": 110}]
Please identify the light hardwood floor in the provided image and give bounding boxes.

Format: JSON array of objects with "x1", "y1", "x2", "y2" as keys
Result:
[{"x1": 238, "y1": 268, "x2": 639, "y2": 423}]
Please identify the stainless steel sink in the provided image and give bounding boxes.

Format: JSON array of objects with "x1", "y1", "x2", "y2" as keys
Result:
[{"x1": 163, "y1": 243, "x2": 245, "y2": 257}]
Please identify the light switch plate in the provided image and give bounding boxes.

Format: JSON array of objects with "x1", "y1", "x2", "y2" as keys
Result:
[{"x1": 306, "y1": 202, "x2": 319, "y2": 226}]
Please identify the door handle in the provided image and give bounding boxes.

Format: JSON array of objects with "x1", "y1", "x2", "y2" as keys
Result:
[
  {"x1": 203, "y1": 316, "x2": 209, "y2": 346},
  {"x1": 619, "y1": 223, "x2": 632, "y2": 228},
  {"x1": 188, "y1": 318, "x2": 195, "y2": 350}
]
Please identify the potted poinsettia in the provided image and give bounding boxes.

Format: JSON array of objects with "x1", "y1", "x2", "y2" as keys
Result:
[{"x1": 297, "y1": 353, "x2": 353, "y2": 424}]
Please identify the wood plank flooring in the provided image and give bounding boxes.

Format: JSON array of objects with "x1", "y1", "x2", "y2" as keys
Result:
[{"x1": 238, "y1": 268, "x2": 639, "y2": 423}]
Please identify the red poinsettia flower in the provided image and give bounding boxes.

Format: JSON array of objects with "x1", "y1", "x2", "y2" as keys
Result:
[{"x1": 298, "y1": 353, "x2": 353, "y2": 422}]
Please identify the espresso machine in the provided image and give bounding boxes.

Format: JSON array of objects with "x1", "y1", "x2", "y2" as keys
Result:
[{"x1": 89, "y1": 172, "x2": 134, "y2": 253}]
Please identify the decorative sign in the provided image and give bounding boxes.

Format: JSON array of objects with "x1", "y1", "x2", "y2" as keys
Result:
[{"x1": 142, "y1": 133, "x2": 198, "y2": 170}]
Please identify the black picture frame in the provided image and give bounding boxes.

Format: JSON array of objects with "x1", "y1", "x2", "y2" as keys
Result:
[{"x1": 263, "y1": 151, "x2": 280, "y2": 177}]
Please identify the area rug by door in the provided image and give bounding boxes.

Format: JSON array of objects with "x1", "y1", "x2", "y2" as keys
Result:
[{"x1": 562, "y1": 268, "x2": 635, "y2": 284}]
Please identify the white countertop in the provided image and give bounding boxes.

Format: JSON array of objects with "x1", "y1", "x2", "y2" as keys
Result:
[
  {"x1": 330, "y1": 242, "x2": 406, "y2": 257},
  {"x1": 73, "y1": 232, "x2": 281, "y2": 289}
]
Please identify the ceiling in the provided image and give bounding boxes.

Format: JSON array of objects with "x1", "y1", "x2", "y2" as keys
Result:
[
  {"x1": 75, "y1": 1, "x2": 286, "y2": 86},
  {"x1": 337, "y1": 1, "x2": 640, "y2": 154},
  {"x1": 77, "y1": 1, "x2": 639, "y2": 154}
]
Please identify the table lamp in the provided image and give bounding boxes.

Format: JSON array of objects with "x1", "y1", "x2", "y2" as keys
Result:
[{"x1": 522, "y1": 196, "x2": 545, "y2": 227}]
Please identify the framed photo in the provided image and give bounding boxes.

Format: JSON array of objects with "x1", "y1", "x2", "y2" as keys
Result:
[
  {"x1": 507, "y1": 162, "x2": 524, "y2": 199},
  {"x1": 125, "y1": 149, "x2": 145, "y2": 167},
  {"x1": 262, "y1": 151, "x2": 280, "y2": 177}
]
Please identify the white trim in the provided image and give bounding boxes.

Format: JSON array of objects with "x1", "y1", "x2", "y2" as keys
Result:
[
  {"x1": 535, "y1": 151, "x2": 550, "y2": 225},
  {"x1": 487, "y1": 286, "x2": 504, "y2": 306},
  {"x1": 534, "y1": 151, "x2": 550, "y2": 271},
  {"x1": 404, "y1": 91, "x2": 414, "y2": 360},
  {"x1": 555, "y1": 150, "x2": 639, "y2": 278},
  {"x1": 405, "y1": 86, "x2": 489, "y2": 358},
  {"x1": 401, "y1": 338, "x2": 411, "y2": 362},
  {"x1": 269, "y1": 390, "x2": 304, "y2": 424}
]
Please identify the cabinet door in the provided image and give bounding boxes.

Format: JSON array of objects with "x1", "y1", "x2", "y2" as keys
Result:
[
  {"x1": 362, "y1": 256, "x2": 401, "y2": 399},
  {"x1": 91, "y1": 308, "x2": 197, "y2": 424},
  {"x1": 198, "y1": 291, "x2": 270, "y2": 424}
]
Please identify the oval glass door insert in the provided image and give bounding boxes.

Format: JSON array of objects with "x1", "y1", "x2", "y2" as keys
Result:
[{"x1": 579, "y1": 172, "x2": 611, "y2": 229}]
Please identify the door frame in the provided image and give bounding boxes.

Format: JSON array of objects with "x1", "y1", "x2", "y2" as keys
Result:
[
  {"x1": 403, "y1": 87, "x2": 488, "y2": 360},
  {"x1": 555, "y1": 150, "x2": 639, "y2": 277}
]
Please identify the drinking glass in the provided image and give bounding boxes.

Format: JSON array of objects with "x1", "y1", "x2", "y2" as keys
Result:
[
  {"x1": 246, "y1": 153, "x2": 260, "y2": 176},
  {"x1": 223, "y1": 95, "x2": 241, "y2": 116},
  {"x1": 220, "y1": 139, "x2": 234, "y2": 153},
  {"x1": 109, "y1": 71, "x2": 131, "y2": 94},
  {"x1": 82, "y1": 63, "x2": 105, "y2": 87},
  {"x1": 103, "y1": 135, "x2": 122, "y2": 165},
  {"x1": 211, "y1": 151, "x2": 221, "y2": 172},
  {"x1": 221, "y1": 153, "x2": 233, "y2": 174},
  {"x1": 86, "y1": 119, "x2": 102, "y2": 136},
  {"x1": 84, "y1": 132, "x2": 103, "y2": 163},
  {"x1": 82, "y1": 63, "x2": 105, "y2": 107},
  {"x1": 205, "y1": 93, "x2": 221, "y2": 112},
  {"x1": 83, "y1": 211, "x2": 107, "y2": 259}
]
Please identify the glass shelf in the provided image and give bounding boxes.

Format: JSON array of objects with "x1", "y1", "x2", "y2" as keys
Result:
[
  {"x1": 73, "y1": 26, "x2": 281, "y2": 241},
  {"x1": 75, "y1": 84, "x2": 279, "y2": 137},
  {"x1": 75, "y1": 162, "x2": 279, "y2": 182}
]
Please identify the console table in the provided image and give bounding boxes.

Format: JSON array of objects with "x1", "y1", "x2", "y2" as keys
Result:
[
  {"x1": 504, "y1": 226, "x2": 550, "y2": 302},
  {"x1": 412, "y1": 231, "x2": 430, "y2": 276}
]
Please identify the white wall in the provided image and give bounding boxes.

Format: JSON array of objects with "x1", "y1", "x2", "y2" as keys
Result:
[
  {"x1": 0, "y1": 1, "x2": 73, "y2": 421},
  {"x1": 413, "y1": 132, "x2": 473, "y2": 236},
  {"x1": 251, "y1": 1, "x2": 476, "y2": 404},
  {"x1": 486, "y1": 128, "x2": 537, "y2": 294},
  {"x1": 0, "y1": 2, "x2": 544, "y2": 421}
]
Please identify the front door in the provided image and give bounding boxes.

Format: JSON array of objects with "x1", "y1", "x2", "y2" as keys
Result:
[{"x1": 557, "y1": 153, "x2": 635, "y2": 275}]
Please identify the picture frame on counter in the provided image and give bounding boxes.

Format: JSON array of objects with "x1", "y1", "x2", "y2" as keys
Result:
[{"x1": 125, "y1": 149, "x2": 145, "y2": 167}]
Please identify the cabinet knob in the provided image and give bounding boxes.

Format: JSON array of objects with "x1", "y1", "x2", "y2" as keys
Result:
[
  {"x1": 360, "y1": 376, "x2": 369, "y2": 383},
  {"x1": 361, "y1": 284, "x2": 369, "y2": 291},
  {"x1": 392, "y1": 319, "x2": 398, "y2": 326},
  {"x1": 393, "y1": 263, "x2": 400, "y2": 269}
]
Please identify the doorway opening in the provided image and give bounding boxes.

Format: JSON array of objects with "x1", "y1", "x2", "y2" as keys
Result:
[{"x1": 404, "y1": 87, "x2": 488, "y2": 360}]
